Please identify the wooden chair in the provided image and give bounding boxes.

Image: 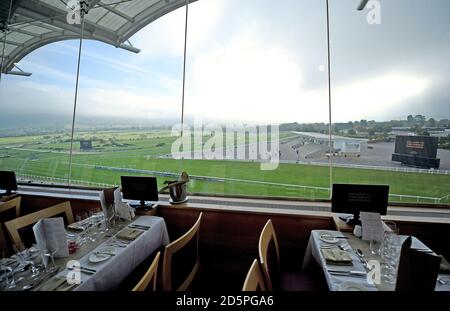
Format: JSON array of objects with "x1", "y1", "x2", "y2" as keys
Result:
[
  {"x1": 4, "y1": 201, "x2": 74, "y2": 247},
  {"x1": 0, "y1": 197, "x2": 22, "y2": 256},
  {"x1": 258, "y1": 219, "x2": 280, "y2": 290},
  {"x1": 162, "y1": 212, "x2": 202, "y2": 291},
  {"x1": 0, "y1": 196, "x2": 21, "y2": 219},
  {"x1": 242, "y1": 259, "x2": 266, "y2": 291},
  {"x1": 133, "y1": 251, "x2": 161, "y2": 291},
  {"x1": 0, "y1": 194, "x2": 19, "y2": 203},
  {"x1": 258, "y1": 219, "x2": 326, "y2": 291}
]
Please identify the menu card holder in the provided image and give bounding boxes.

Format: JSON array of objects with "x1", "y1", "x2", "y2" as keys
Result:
[{"x1": 395, "y1": 236, "x2": 441, "y2": 291}]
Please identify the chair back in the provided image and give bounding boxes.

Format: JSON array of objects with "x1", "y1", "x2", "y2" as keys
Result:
[
  {"x1": 258, "y1": 219, "x2": 280, "y2": 290},
  {"x1": 396, "y1": 236, "x2": 441, "y2": 291},
  {"x1": 5, "y1": 201, "x2": 73, "y2": 247},
  {"x1": 0, "y1": 197, "x2": 22, "y2": 256},
  {"x1": 0, "y1": 196, "x2": 21, "y2": 219},
  {"x1": 133, "y1": 251, "x2": 161, "y2": 291},
  {"x1": 242, "y1": 259, "x2": 266, "y2": 291},
  {"x1": 162, "y1": 212, "x2": 202, "y2": 291}
]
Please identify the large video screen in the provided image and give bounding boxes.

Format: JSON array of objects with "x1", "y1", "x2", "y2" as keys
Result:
[{"x1": 394, "y1": 136, "x2": 438, "y2": 158}]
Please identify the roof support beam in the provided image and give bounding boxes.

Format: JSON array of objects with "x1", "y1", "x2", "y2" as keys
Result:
[
  {"x1": 16, "y1": 0, "x2": 120, "y2": 42},
  {"x1": 119, "y1": 0, "x2": 197, "y2": 40},
  {"x1": 97, "y1": 1, "x2": 134, "y2": 22},
  {"x1": 8, "y1": 26, "x2": 37, "y2": 37},
  {"x1": 27, "y1": 21, "x2": 65, "y2": 34},
  {"x1": 4, "y1": 39, "x2": 22, "y2": 46}
]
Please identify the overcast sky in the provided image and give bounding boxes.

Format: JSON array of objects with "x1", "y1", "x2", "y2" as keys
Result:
[{"x1": 0, "y1": 0, "x2": 449, "y2": 127}]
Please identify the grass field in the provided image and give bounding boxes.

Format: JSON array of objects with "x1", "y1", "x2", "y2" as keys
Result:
[{"x1": 1, "y1": 130, "x2": 449, "y2": 204}]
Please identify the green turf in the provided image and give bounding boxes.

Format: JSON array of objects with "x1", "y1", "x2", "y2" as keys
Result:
[{"x1": 0, "y1": 130, "x2": 449, "y2": 204}]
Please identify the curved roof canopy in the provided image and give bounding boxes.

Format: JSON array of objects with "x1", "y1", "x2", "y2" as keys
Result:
[{"x1": 0, "y1": 0, "x2": 193, "y2": 74}]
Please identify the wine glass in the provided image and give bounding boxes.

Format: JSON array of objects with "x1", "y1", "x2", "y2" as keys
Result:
[
  {"x1": 27, "y1": 244, "x2": 42, "y2": 279},
  {"x1": 381, "y1": 221, "x2": 400, "y2": 284},
  {"x1": 76, "y1": 211, "x2": 88, "y2": 222},
  {"x1": 370, "y1": 239, "x2": 381, "y2": 256},
  {"x1": 3, "y1": 266, "x2": 17, "y2": 290},
  {"x1": 43, "y1": 245, "x2": 58, "y2": 272}
]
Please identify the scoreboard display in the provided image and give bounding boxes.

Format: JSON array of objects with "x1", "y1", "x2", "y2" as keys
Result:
[
  {"x1": 394, "y1": 136, "x2": 438, "y2": 158},
  {"x1": 80, "y1": 140, "x2": 93, "y2": 150},
  {"x1": 392, "y1": 135, "x2": 440, "y2": 169}
]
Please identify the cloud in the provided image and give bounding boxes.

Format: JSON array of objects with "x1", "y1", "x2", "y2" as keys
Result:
[
  {"x1": 1, "y1": 0, "x2": 448, "y2": 126},
  {"x1": 131, "y1": 0, "x2": 226, "y2": 59},
  {"x1": 76, "y1": 86, "x2": 180, "y2": 120},
  {"x1": 183, "y1": 23, "x2": 433, "y2": 124}
]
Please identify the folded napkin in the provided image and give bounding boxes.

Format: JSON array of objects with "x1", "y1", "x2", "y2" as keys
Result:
[
  {"x1": 116, "y1": 227, "x2": 144, "y2": 241},
  {"x1": 67, "y1": 224, "x2": 86, "y2": 232},
  {"x1": 321, "y1": 248, "x2": 353, "y2": 266},
  {"x1": 67, "y1": 218, "x2": 91, "y2": 231}
]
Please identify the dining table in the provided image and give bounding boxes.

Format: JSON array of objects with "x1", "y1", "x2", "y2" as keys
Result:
[
  {"x1": 5, "y1": 215, "x2": 170, "y2": 291},
  {"x1": 302, "y1": 229, "x2": 450, "y2": 291}
]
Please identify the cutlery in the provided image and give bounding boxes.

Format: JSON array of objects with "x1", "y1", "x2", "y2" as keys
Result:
[
  {"x1": 355, "y1": 249, "x2": 373, "y2": 271},
  {"x1": 30, "y1": 268, "x2": 62, "y2": 291},
  {"x1": 320, "y1": 234, "x2": 349, "y2": 239},
  {"x1": 329, "y1": 272, "x2": 366, "y2": 278},
  {"x1": 80, "y1": 266, "x2": 96, "y2": 273},
  {"x1": 339, "y1": 244, "x2": 351, "y2": 251},
  {"x1": 94, "y1": 251, "x2": 115, "y2": 256},
  {"x1": 60, "y1": 283, "x2": 78, "y2": 291},
  {"x1": 51, "y1": 278, "x2": 68, "y2": 291},
  {"x1": 107, "y1": 242, "x2": 126, "y2": 248},
  {"x1": 437, "y1": 277, "x2": 449, "y2": 285},
  {"x1": 128, "y1": 224, "x2": 151, "y2": 230},
  {"x1": 320, "y1": 245, "x2": 339, "y2": 249},
  {"x1": 328, "y1": 269, "x2": 367, "y2": 277},
  {"x1": 113, "y1": 237, "x2": 131, "y2": 244},
  {"x1": 69, "y1": 268, "x2": 94, "y2": 275},
  {"x1": 68, "y1": 266, "x2": 96, "y2": 274}
]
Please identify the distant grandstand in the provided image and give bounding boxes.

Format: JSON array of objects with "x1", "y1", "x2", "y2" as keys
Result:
[{"x1": 292, "y1": 132, "x2": 366, "y2": 158}]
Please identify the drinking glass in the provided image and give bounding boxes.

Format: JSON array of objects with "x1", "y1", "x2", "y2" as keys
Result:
[
  {"x1": 381, "y1": 221, "x2": 400, "y2": 284},
  {"x1": 43, "y1": 245, "x2": 58, "y2": 272},
  {"x1": 76, "y1": 211, "x2": 88, "y2": 221},
  {"x1": 3, "y1": 266, "x2": 16, "y2": 290},
  {"x1": 370, "y1": 239, "x2": 381, "y2": 256},
  {"x1": 384, "y1": 221, "x2": 399, "y2": 235}
]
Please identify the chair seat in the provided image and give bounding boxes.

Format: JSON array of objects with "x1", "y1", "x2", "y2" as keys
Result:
[{"x1": 279, "y1": 272, "x2": 328, "y2": 291}]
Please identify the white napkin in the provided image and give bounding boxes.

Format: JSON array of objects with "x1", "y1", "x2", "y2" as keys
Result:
[
  {"x1": 33, "y1": 218, "x2": 69, "y2": 267},
  {"x1": 115, "y1": 202, "x2": 132, "y2": 221}
]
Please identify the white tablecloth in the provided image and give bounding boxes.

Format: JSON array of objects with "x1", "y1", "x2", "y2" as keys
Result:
[
  {"x1": 302, "y1": 230, "x2": 450, "y2": 291},
  {"x1": 59, "y1": 216, "x2": 169, "y2": 291}
]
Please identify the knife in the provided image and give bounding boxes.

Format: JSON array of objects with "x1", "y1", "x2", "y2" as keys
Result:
[
  {"x1": 328, "y1": 270, "x2": 367, "y2": 277},
  {"x1": 129, "y1": 224, "x2": 151, "y2": 230}
]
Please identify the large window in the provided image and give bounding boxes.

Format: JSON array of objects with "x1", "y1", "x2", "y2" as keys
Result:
[
  {"x1": 0, "y1": 0, "x2": 449, "y2": 205},
  {"x1": 70, "y1": 8, "x2": 186, "y2": 188},
  {"x1": 181, "y1": 0, "x2": 331, "y2": 199},
  {"x1": 0, "y1": 12, "x2": 81, "y2": 187},
  {"x1": 329, "y1": 0, "x2": 450, "y2": 205}
]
